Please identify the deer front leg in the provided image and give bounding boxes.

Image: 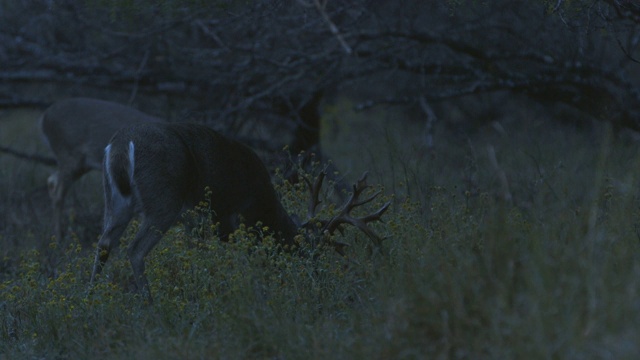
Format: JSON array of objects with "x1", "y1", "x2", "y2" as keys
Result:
[{"x1": 47, "y1": 171, "x2": 67, "y2": 242}]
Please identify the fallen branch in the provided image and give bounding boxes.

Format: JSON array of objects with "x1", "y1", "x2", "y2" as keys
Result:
[{"x1": 0, "y1": 145, "x2": 57, "y2": 167}]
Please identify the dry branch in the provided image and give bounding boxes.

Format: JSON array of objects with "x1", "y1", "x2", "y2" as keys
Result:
[{"x1": 0, "y1": 145, "x2": 56, "y2": 167}]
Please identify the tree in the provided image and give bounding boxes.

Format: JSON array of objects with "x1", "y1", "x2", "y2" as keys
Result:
[{"x1": 1, "y1": 0, "x2": 638, "y2": 156}]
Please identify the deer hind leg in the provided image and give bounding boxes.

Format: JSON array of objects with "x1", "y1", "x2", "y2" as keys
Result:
[
  {"x1": 127, "y1": 207, "x2": 180, "y2": 304},
  {"x1": 90, "y1": 175, "x2": 134, "y2": 285},
  {"x1": 126, "y1": 223, "x2": 165, "y2": 304}
]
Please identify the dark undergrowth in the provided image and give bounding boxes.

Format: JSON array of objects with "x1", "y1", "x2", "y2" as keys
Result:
[{"x1": 2, "y1": 110, "x2": 640, "y2": 359}]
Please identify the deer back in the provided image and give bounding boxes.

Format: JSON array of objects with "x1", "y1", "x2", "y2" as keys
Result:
[
  {"x1": 40, "y1": 97, "x2": 162, "y2": 171},
  {"x1": 106, "y1": 122, "x2": 298, "y2": 243}
]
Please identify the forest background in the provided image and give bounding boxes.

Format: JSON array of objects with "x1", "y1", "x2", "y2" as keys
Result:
[{"x1": 1, "y1": 1, "x2": 640, "y2": 358}]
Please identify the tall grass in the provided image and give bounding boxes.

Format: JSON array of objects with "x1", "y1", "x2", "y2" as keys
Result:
[{"x1": 2, "y1": 111, "x2": 640, "y2": 358}]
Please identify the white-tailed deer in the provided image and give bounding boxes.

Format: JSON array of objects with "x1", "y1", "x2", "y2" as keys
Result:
[
  {"x1": 39, "y1": 98, "x2": 163, "y2": 241},
  {"x1": 90, "y1": 122, "x2": 389, "y2": 303}
]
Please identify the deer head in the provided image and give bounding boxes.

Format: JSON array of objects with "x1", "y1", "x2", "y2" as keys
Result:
[
  {"x1": 90, "y1": 122, "x2": 389, "y2": 303},
  {"x1": 39, "y1": 98, "x2": 163, "y2": 241}
]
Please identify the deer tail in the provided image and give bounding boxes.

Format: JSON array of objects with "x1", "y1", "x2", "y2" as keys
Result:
[{"x1": 104, "y1": 141, "x2": 134, "y2": 197}]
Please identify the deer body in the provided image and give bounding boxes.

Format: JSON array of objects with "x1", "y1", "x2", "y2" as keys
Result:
[
  {"x1": 40, "y1": 98, "x2": 163, "y2": 241},
  {"x1": 91, "y1": 122, "x2": 298, "y2": 302}
]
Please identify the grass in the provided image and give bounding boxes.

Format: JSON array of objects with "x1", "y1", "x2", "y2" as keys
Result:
[{"x1": 2, "y1": 104, "x2": 640, "y2": 359}]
